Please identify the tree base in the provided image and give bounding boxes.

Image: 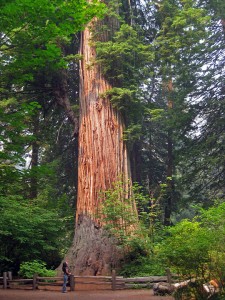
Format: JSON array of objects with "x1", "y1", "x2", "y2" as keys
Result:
[{"x1": 64, "y1": 214, "x2": 122, "y2": 276}]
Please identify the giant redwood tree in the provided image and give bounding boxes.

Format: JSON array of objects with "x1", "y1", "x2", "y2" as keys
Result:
[
  {"x1": 65, "y1": 5, "x2": 148, "y2": 275},
  {"x1": 67, "y1": 30, "x2": 131, "y2": 275}
]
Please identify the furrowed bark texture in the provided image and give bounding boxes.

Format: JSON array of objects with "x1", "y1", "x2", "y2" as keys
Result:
[
  {"x1": 66, "y1": 214, "x2": 121, "y2": 275},
  {"x1": 67, "y1": 20, "x2": 133, "y2": 275},
  {"x1": 77, "y1": 28, "x2": 131, "y2": 218}
]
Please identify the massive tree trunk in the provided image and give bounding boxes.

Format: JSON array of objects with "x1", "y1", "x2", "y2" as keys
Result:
[
  {"x1": 164, "y1": 79, "x2": 174, "y2": 226},
  {"x1": 66, "y1": 18, "x2": 136, "y2": 275}
]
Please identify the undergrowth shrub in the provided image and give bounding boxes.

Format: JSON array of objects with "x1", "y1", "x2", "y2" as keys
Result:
[
  {"x1": 119, "y1": 254, "x2": 165, "y2": 277},
  {"x1": 18, "y1": 260, "x2": 56, "y2": 278}
]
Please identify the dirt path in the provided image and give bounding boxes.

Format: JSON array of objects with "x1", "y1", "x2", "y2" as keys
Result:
[{"x1": 0, "y1": 289, "x2": 174, "y2": 300}]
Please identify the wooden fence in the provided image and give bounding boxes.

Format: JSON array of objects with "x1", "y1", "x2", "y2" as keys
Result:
[{"x1": 0, "y1": 269, "x2": 173, "y2": 291}]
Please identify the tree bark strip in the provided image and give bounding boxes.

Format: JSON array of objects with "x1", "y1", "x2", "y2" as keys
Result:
[{"x1": 66, "y1": 18, "x2": 134, "y2": 275}]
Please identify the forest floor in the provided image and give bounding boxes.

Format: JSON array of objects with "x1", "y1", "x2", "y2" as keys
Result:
[{"x1": 0, "y1": 289, "x2": 174, "y2": 300}]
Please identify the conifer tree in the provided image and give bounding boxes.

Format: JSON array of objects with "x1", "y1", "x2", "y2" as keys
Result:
[{"x1": 66, "y1": 2, "x2": 153, "y2": 275}]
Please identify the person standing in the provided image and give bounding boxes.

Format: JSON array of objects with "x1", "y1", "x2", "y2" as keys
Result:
[{"x1": 62, "y1": 261, "x2": 71, "y2": 293}]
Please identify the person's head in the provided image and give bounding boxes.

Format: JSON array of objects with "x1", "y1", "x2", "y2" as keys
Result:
[{"x1": 63, "y1": 261, "x2": 68, "y2": 268}]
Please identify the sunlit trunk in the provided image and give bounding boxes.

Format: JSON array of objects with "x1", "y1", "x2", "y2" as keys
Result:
[{"x1": 66, "y1": 17, "x2": 136, "y2": 275}]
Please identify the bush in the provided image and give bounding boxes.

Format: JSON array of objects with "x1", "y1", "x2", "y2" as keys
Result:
[
  {"x1": 119, "y1": 254, "x2": 165, "y2": 277},
  {"x1": 0, "y1": 196, "x2": 64, "y2": 274},
  {"x1": 159, "y1": 219, "x2": 211, "y2": 278},
  {"x1": 18, "y1": 260, "x2": 56, "y2": 278},
  {"x1": 159, "y1": 202, "x2": 225, "y2": 298}
]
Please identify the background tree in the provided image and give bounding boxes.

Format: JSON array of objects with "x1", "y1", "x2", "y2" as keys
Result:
[
  {"x1": 136, "y1": 0, "x2": 220, "y2": 222},
  {"x1": 177, "y1": 0, "x2": 225, "y2": 207}
]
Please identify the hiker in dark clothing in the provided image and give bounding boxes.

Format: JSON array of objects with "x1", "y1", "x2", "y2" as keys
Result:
[{"x1": 62, "y1": 261, "x2": 71, "y2": 293}]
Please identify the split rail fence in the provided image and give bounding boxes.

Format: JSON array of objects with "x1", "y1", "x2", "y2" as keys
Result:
[{"x1": 0, "y1": 269, "x2": 174, "y2": 291}]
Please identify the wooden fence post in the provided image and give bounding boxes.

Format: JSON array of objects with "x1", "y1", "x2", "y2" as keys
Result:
[
  {"x1": 166, "y1": 268, "x2": 172, "y2": 285},
  {"x1": 112, "y1": 269, "x2": 116, "y2": 290},
  {"x1": 3, "y1": 272, "x2": 7, "y2": 289},
  {"x1": 70, "y1": 275, "x2": 75, "y2": 291},
  {"x1": 33, "y1": 273, "x2": 38, "y2": 290},
  {"x1": 7, "y1": 271, "x2": 12, "y2": 281}
]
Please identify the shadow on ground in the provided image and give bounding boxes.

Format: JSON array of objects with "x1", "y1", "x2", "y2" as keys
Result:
[{"x1": 0, "y1": 289, "x2": 174, "y2": 300}]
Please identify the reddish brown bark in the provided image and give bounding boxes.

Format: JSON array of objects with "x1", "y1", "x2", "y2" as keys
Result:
[
  {"x1": 76, "y1": 28, "x2": 131, "y2": 219},
  {"x1": 65, "y1": 19, "x2": 136, "y2": 276},
  {"x1": 164, "y1": 79, "x2": 174, "y2": 226}
]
